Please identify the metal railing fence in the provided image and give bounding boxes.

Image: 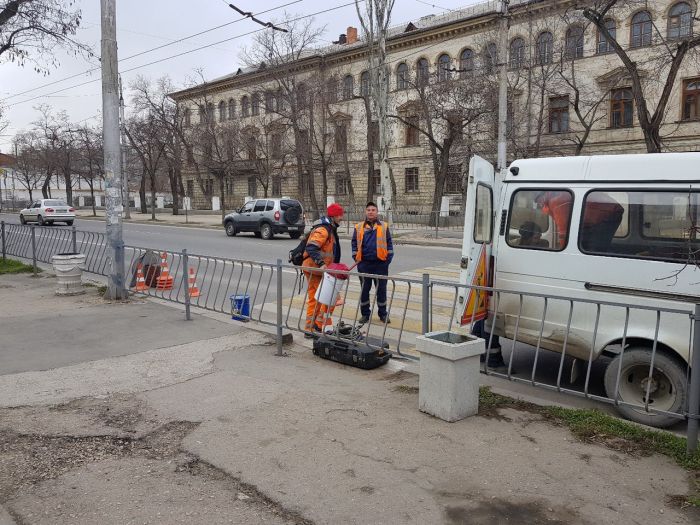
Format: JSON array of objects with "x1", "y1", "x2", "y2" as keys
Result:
[{"x1": 1, "y1": 221, "x2": 698, "y2": 453}]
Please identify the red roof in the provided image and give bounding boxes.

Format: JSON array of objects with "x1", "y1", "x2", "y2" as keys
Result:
[{"x1": 0, "y1": 153, "x2": 15, "y2": 167}]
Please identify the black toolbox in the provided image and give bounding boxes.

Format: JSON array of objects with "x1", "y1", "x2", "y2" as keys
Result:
[{"x1": 312, "y1": 331, "x2": 391, "y2": 370}]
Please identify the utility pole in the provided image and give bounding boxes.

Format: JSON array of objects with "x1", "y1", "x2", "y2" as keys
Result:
[
  {"x1": 101, "y1": 0, "x2": 127, "y2": 299},
  {"x1": 496, "y1": 0, "x2": 510, "y2": 178},
  {"x1": 119, "y1": 75, "x2": 131, "y2": 219}
]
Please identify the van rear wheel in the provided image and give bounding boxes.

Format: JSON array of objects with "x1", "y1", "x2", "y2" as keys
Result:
[{"x1": 604, "y1": 347, "x2": 686, "y2": 428}]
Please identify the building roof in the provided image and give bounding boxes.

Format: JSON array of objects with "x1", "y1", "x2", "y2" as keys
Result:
[{"x1": 0, "y1": 153, "x2": 16, "y2": 168}]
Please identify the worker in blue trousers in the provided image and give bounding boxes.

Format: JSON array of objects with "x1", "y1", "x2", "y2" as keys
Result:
[{"x1": 352, "y1": 201, "x2": 394, "y2": 325}]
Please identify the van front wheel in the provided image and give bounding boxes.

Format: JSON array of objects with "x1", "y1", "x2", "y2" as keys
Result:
[{"x1": 604, "y1": 347, "x2": 686, "y2": 428}]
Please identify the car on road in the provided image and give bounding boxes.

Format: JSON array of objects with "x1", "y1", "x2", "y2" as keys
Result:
[
  {"x1": 19, "y1": 199, "x2": 76, "y2": 226},
  {"x1": 223, "y1": 198, "x2": 305, "y2": 240}
]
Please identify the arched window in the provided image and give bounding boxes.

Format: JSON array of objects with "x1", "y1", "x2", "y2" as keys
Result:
[
  {"x1": 218, "y1": 101, "x2": 226, "y2": 122},
  {"x1": 509, "y1": 38, "x2": 525, "y2": 69},
  {"x1": 459, "y1": 48, "x2": 474, "y2": 77},
  {"x1": 565, "y1": 26, "x2": 584, "y2": 59},
  {"x1": 241, "y1": 96, "x2": 250, "y2": 117},
  {"x1": 360, "y1": 71, "x2": 370, "y2": 96},
  {"x1": 206, "y1": 103, "x2": 215, "y2": 123},
  {"x1": 417, "y1": 58, "x2": 429, "y2": 85},
  {"x1": 326, "y1": 77, "x2": 338, "y2": 103},
  {"x1": 251, "y1": 93, "x2": 260, "y2": 116},
  {"x1": 296, "y1": 83, "x2": 308, "y2": 109},
  {"x1": 597, "y1": 19, "x2": 616, "y2": 54},
  {"x1": 611, "y1": 88, "x2": 633, "y2": 128},
  {"x1": 483, "y1": 43, "x2": 497, "y2": 73},
  {"x1": 536, "y1": 31, "x2": 554, "y2": 65},
  {"x1": 396, "y1": 63, "x2": 409, "y2": 89},
  {"x1": 342, "y1": 74, "x2": 354, "y2": 100},
  {"x1": 437, "y1": 53, "x2": 452, "y2": 82},
  {"x1": 198, "y1": 105, "x2": 206, "y2": 124},
  {"x1": 668, "y1": 2, "x2": 693, "y2": 40},
  {"x1": 682, "y1": 78, "x2": 700, "y2": 120},
  {"x1": 630, "y1": 11, "x2": 652, "y2": 48},
  {"x1": 228, "y1": 99, "x2": 235, "y2": 119},
  {"x1": 265, "y1": 91, "x2": 275, "y2": 112},
  {"x1": 184, "y1": 108, "x2": 191, "y2": 127}
]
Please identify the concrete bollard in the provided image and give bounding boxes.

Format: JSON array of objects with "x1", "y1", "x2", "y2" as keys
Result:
[{"x1": 417, "y1": 331, "x2": 484, "y2": 422}]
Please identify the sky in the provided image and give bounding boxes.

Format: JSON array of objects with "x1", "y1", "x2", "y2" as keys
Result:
[{"x1": 0, "y1": 0, "x2": 483, "y2": 152}]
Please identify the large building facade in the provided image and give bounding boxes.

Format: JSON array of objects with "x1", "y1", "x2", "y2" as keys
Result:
[{"x1": 171, "y1": 0, "x2": 700, "y2": 213}]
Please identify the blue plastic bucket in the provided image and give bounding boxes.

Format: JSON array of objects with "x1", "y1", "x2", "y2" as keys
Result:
[{"x1": 230, "y1": 294, "x2": 250, "y2": 321}]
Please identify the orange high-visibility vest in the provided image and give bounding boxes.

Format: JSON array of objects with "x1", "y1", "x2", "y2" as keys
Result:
[{"x1": 354, "y1": 221, "x2": 389, "y2": 261}]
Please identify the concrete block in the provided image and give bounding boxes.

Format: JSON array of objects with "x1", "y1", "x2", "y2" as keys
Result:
[
  {"x1": 156, "y1": 196, "x2": 164, "y2": 209},
  {"x1": 95, "y1": 195, "x2": 102, "y2": 207},
  {"x1": 212, "y1": 196, "x2": 220, "y2": 211},
  {"x1": 417, "y1": 331, "x2": 484, "y2": 422}
]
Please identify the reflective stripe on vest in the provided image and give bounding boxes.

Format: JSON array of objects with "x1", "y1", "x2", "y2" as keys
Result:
[{"x1": 355, "y1": 222, "x2": 388, "y2": 261}]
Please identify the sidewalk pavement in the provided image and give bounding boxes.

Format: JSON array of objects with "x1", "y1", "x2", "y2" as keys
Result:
[
  {"x1": 75, "y1": 209, "x2": 464, "y2": 247},
  {"x1": 0, "y1": 271, "x2": 696, "y2": 524}
]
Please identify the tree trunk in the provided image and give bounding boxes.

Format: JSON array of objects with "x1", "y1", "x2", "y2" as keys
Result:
[
  {"x1": 41, "y1": 173, "x2": 51, "y2": 198},
  {"x1": 150, "y1": 172, "x2": 157, "y2": 221},
  {"x1": 168, "y1": 167, "x2": 180, "y2": 216},
  {"x1": 139, "y1": 171, "x2": 147, "y2": 214},
  {"x1": 89, "y1": 182, "x2": 96, "y2": 216},
  {"x1": 28, "y1": 188, "x2": 34, "y2": 202},
  {"x1": 219, "y1": 176, "x2": 226, "y2": 222},
  {"x1": 63, "y1": 171, "x2": 73, "y2": 207},
  {"x1": 363, "y1": 96, "x2": 375, "y2": 204}
]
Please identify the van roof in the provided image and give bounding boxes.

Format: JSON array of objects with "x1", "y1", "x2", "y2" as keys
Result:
[{"x1": 506, "y1": 152, "x2": 700, "y2": 183}]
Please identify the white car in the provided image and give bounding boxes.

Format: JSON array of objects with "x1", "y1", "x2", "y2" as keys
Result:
[{"x1": 19, "y1": 199, "x2": 76, "y2": 226}]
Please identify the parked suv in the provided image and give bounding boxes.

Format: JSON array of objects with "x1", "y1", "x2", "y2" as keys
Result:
[{"x1": 223, "y1": 198, "x2": 305, "y2": 240}]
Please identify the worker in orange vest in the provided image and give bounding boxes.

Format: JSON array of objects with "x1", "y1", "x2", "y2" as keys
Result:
[
  {"x1": 302, "y1": 203, "x2": 344, "y2": 337},
  {"x1": 352, "y1": 201, "x2": 394, "y2": 325}
]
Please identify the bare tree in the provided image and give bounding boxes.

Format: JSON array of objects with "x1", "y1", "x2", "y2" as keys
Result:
[
  {"x1": 0, "y1": 0, "x2": 89, "y2": 71},
  {"x1": 12, "y1": 131, "x2": 42, "y2": 202},
  {"x1": 125, "y1": 114, "x2": 167, "y2": 221},
  {"x1": 582, "y1": 0, "x2": 700, "y2": 152},
  {"x1": 74, "y1": 124, "x2": 103, "y2": 216}
]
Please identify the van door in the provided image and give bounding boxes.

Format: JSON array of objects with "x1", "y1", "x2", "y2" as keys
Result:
[{"x1": 458, "y1": 155, "x2": 495, "y2": 326}]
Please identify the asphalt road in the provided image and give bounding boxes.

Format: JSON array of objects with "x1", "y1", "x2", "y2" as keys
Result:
[{"x1": 0, "y1": 212, "x2": 461, "y2": 274}]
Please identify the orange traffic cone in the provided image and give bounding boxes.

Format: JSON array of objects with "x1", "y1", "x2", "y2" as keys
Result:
[
  {"x1": 187, "y1": 267, "x2": 200, "y2": 298},
  {"x1": 156, "y1": 252, "x2": 174, "y2": 290},
  {"x1": 133, "y1": 263, "x2": 148, "y2": 292}
]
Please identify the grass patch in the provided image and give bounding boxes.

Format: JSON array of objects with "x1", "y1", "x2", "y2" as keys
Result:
[
  {"x1": 477, "y1": 386, "x2": 700, "y2": 472},
  {"x1": 0, "y1": 258, "x2": 37, "y2": 275},
  {"x1": 393, "y1": 385, "x2": 419, "y2": 394},
  {"x1": 97, "y1": 285, "x2": 107, "y2": 297}
]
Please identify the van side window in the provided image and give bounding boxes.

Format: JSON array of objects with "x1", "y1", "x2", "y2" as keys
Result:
[
  {"x1": 506, "y1": 189, "x2": 574, "y2": 251},
  {"x1": 580, "y1": 190, "x2": 699, "y2": 263},
  {"x1": 473, "y1": 183, "x2": 493, "y2": 243}
]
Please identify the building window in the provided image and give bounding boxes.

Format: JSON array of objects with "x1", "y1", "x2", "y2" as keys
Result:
[
  {"x1": 445, "y1": 165, "x2": 462, "y2": 194},
  {"x1": 343, "y1": 74, "x2": 354, "y2": 100},
  {"x1": 246, "y1": 133, "x2": 257, "y2": 160},
  {"x1": 405, "y1": 115, "x2": 419, "y2": 146},
  {"x1": 297, "y1": 129, "x2": 309, "y2": 153},
  {"x1": 271, "y1": 132, "x2": 283, "y2": 159},
  {"x1": 397, "y1": 63, "x2": 409, "y2": 89},
  {"x1": 336, "y1": 173, "x2": 350, "y2": 196},
  {"x1": 369, "y1": 121, "x2": 379, "y2": 151},
  {"x1": 360, "y1": 71, "x2": 370, "y2": 97},
  {"x1": 326, "y1": 77, "x2": 338, "y2": 103},
  {"x1": 225, "y1": 177, "x2": 234, "y2": 195},
  {"x1": 437, "y1": 53, "x2": 451, "y2": 82},
  {"x1": 228, "y1": 99, "x2": 235, "y2": 119},
  {"x1": 251, "y1": 93, "x2": 260, "y2": 116},
  {"x1": 549, "y1": 96, "x2": 570, "y2": 133},
  {"x1": 218, "y1": 101, "x2": 226, "y2": 122},
  {"x1": 483, "y1": 43, "x2": 497, "y2": 73},
  {"x1": 247, "y1": 177, "x2": 257, "y2": 197},
  {"x1": 372, "y1": 169, "x2": 381, "y2": 195},
  {"x1": 206, "y1": 103, "x2": 215, "y2": 123},
  {"x1": 272, "y1": 176, "x2": 282, "y2": 196},
  {"x1": 597, "y1": 18, "x2": 616, "y2": 54},
  {"x1": 417, "y1": 58, "x2": 429, "y2": 86},
  {"x1": 296, "y1": 83, "x2": 308, "y2": 109},
  {"x1": 204, "y1": 179, "x2": 214, "y2": 197},
  {"x1": 405, "y1": 167, "x2": 419, "y2": 193},
  {"x1": 265, "y1": 91, "x2": 275, "y2": 113},
  {"x1": 611, "y1": 88, "x2": 634, "y2": 128},
  {"x1": 509, "y1": 38, "x2": 525, "y2": 69},
  {"x1": 459, "y1": 48, "x2": 474, "y2": 77},
  {"x1": 536, "y1": 31, "x2": 554, "y2": 65},
  {"x1": 682, "y1": 78, "x2": 700, "y2": 120},
  {"x1": 668, "y1": 2, "x2": 693, "y2": 40},
  {"x1": 565, "y1": 26, "x2": 585, "y2": 59},
  {"x1": 184, "y1": 108, "x2": 191, "y2": 127},
  {"x1": 186, "y1": 180, "x2": 194, "y2": 197},
  {"x1": 198, "y1": 105, "x2": 206, "y2": 124},
  {"x1": 507, "y1": 189, "x2": 574, "y2": 251},
  {"x1": 335, "y1": 122, "x2": 348, "y2": 153},
  {"x1": 241, "y1": 96, "x2": 250, "y2": 117},
  {"x1": 631, "y1": 11, "x2": 652, "y2": 48}
]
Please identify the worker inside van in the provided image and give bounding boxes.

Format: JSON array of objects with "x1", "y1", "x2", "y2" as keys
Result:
[
  {"x1": 580, "y1": 193, "x2": 624, "y2": 253},
  {"x1": 518, "y1": 221, "x2": 548, "y2": 247},
  {"x1": 534, "y1": 191, "x2": 573, "y2": 249}
]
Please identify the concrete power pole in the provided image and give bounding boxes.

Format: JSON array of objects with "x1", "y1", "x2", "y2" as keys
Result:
[
  {"x1": 101, "y1": 0, "x2": 127, "y2": 299},
  {"x1": 377, "y1": 5, "x2": 393, "y2": 226},
  {"x1": 496, "y1": 0, "x2": 510, "y2": 178},
  {"x1": 119, "y1": 76, "x2": 131, "y2": 219}
]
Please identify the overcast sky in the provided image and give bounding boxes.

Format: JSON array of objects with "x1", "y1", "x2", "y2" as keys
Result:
[{"x1": 0, "y1": 0, "x2": 482, "y2": 152}]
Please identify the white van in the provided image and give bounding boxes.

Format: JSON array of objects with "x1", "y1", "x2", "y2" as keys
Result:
[{"x1": 459, "y1": 153, "x2": 699, "y2": 427}]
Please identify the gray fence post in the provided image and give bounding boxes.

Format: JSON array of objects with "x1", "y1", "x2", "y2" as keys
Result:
[
  {"x1": 422, "y1": 273, "x2": 430, "y2": 335},
  {"x1": 434, "y1": 214, "x2": 439, "y2": 239},
  {"x1": 276, "y1": 258, "x2": 283, "y2": 356},
  {"x1": 71, "y1": 226, "x2": 78, "y2": 254},
  {"x1": 687, "y1": 304, "x2": 700, "y2": 455},
  {"x1": 30, "y1": 225, "x2": 37, "y2": 276},
  {"x1": 1, "y1": 221, "x2": 5, "y2": 261},
  {"x1": 182, "y1": 249, "x2": 191, "y2": 321}
]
